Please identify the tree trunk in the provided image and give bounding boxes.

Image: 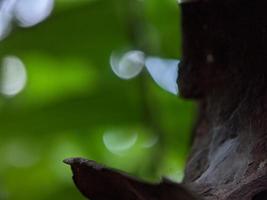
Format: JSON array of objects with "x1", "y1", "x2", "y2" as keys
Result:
[
  {"x1": 179, "y1": 0, "x2": 267, "y2": 199},
  {"x1": 65, "y1": 0, "x2": 267, "y2": 199}
]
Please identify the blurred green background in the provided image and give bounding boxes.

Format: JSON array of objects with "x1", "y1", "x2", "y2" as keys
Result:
[{"x1": 0, "y1": 0, "x2": 196, "y2": 199}]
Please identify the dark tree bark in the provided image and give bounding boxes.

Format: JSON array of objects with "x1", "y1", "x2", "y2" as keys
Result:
[
  {"x1": 65, "y1": 0, "x2": 267, "y2": 199},
  {"x1": 64, "y1": 158, "x2": 197, "y2": 200},
  {"x1": 179, "y1": 0, "x2": 267, "y2": 199}
]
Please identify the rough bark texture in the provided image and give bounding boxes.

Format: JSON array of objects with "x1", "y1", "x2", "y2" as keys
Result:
[
  {"x1": 179, "y1": 0, "x2": 267, "y2": 199},
  {"x1": 65, "y1": 0, "x2": 267, "y2": 199}
]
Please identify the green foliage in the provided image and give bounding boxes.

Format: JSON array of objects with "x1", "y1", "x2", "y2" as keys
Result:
[{"x1": 0, "y1": 0, "x2": 196, "y2": 199}]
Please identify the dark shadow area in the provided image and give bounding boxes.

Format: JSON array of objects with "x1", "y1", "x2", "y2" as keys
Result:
[{"x1": 252, "y1": 190, "x2": 267, "y2": 200}]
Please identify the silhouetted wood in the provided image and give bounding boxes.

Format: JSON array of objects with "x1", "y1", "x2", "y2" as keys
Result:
[
  {"x1": 64, "y1": 0, "x2": 267, "y2": 199},
  {"x1": 64, "y1": 158, "x2": 197, "y2": 200},
  {"x1": 179, "y1": 0, "x2": 267, "y2": 199}
]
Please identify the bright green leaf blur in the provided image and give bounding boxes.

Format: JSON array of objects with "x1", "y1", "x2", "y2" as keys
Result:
[{"x1": 0, "y1": 0, "x2": 196, "y2": 199}]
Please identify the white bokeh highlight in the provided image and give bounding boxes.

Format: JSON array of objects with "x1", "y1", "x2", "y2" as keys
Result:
[
  {"x1": 110, "y1": 50, "x2": 179, "y2": 95},
  {"x1": 110, "y1": 50, "x2": 145, "y2": 80},
  {"x1": 0, "y1": 0, "x2": 54, "y2": 40},
  {"x1": 0, "y1": 12, "x2": 12, "y2": 40},
  {"x1": 145, "y1": 57, "x2": 179, "y2": 95},
  {"x1": 14, "y1": 0, "x2": 54, "y2": 27},
  {"x1": 0, "y1": 0, "x2": 16, "y2": 40},
  {"x1": 1, "y1": 55, "x2": 27, "y2": 96},
  {"x1": 103, "y1": 130, "x2": 138, "y2": 155},
  {"x1": 142, "y1": 134, "x2": 159, "y2": 148}
]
